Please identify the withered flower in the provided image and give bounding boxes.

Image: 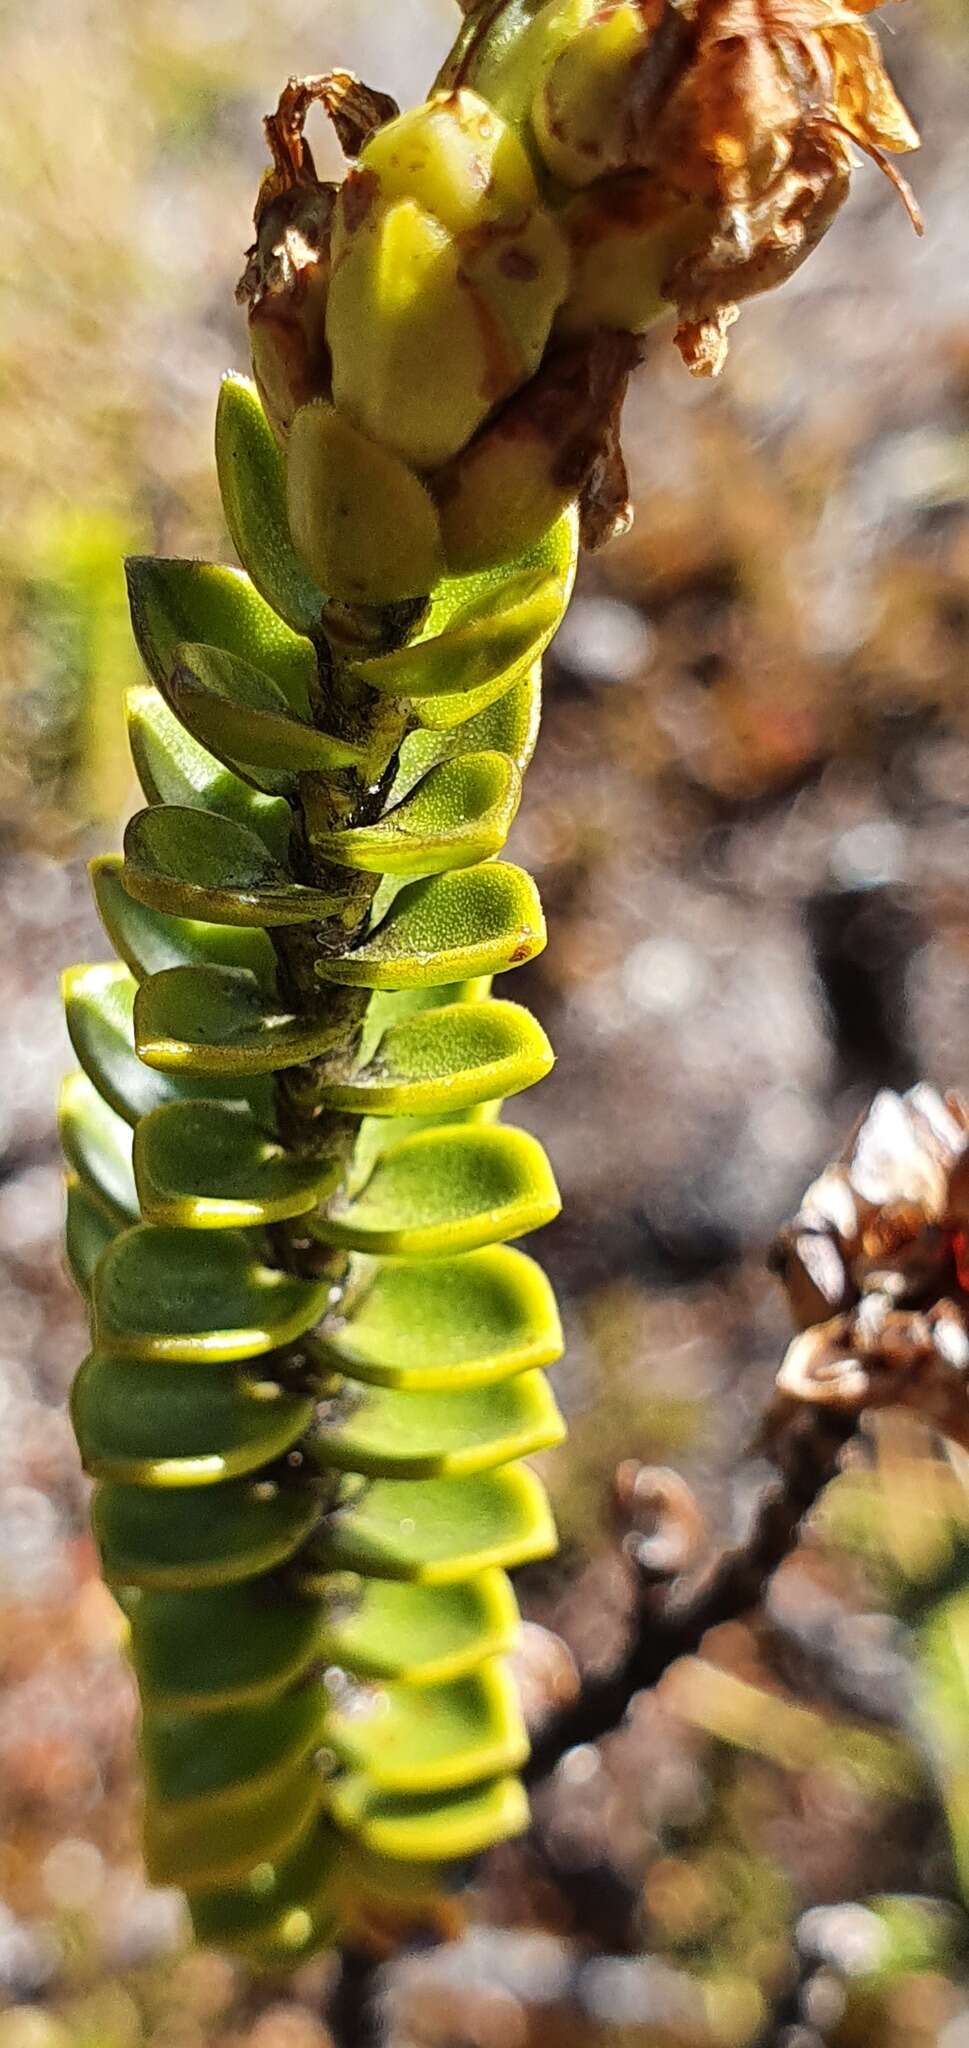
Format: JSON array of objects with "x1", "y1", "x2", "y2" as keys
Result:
[{"x1": 654, "y1": 0, "x2": 922, "y2": 374}]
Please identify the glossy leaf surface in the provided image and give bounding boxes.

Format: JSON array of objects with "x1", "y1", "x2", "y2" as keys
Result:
[
  {"x1": 94, "y1": 1224, "x2": 331, "y2": 1362},
  {"x1": 126, "y1": 555, "x2": 316, "y2": 715},
  {"x1": 163, "y1": 642, "x2": 364, "y2": 795},
  {"x1": 72, "y1": 1351, "x2": 315, "y2": 1487},
  {"x1": 63, "y1": 963, "x2": 274, "y2": 1126},
  {"x1": 127, "y1": 686, "x2": 291, "y2": 861},
  {"x1": 135, "y1": 1099, "x2": 340, "y2": 1228},
  {"x1": 59, "y1": 1072, "x2": 139, "y2": 1224},
  {"x1": 65, "y1": 1174, "x2": 119, "y2": 1298},
  {"x1": 124, "y1": 805, "x2": 341, "y2": 928},
  {"x1": 351, "y1": 566, "x2": 560, "y2": 710},
  {"x1": 93, "y1": 856, "x2": 275, "y2": 989}
]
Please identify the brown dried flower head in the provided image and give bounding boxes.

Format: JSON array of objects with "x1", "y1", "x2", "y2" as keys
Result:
[{"x1": 649, "y1": 0, "x2": 922, "y2": 373}]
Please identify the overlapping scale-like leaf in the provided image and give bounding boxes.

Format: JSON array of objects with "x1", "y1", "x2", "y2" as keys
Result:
[{"x1": 61, "y1": 357, "x2": 574, "y2": 1959}]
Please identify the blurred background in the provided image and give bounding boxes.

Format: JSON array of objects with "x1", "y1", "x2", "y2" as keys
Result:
[{"x1": 4, "y1": 1, "x2": 969, "y2": 2042}]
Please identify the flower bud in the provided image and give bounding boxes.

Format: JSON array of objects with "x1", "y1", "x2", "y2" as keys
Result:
[
  {"x1": 287, "y1": 401, "x2": 444, "y2": 605},
  {"x1": 433, "y1": 331, "x2": 638, "y2": 574},
  {"x1": 326, "y1": 89, "x2": 569, "y2": 471},
  {"x1": 555, "y1": 173, "x2": 710, "y2": 337},
  {"x1": 531, "y1": 2, "x2": 656, "y2": 189}
]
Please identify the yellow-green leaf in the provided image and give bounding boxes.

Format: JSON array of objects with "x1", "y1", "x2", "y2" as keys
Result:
[
  {"x1": 316, "y1": 1247, "x2": 563, "y2": 1391},
  {"x1": 127, "y1": 685, "x2": 291, "y2": 860},
  {"x1": 135, "y1": 1098, "x2": 340, "y2": 1229},
  {"x1": 316, "y1": 998, "x2": 552, "y2": 1117},
  {"x1": 123, "y1": 805, "x2": 342, "y2": 928},
  {"x1": 94, "y1": 1472, "x2": 319, "y2": 1589},
  {"x1": 316, "y1": 862, "x2": 545, "y2": 990},
  {"x1": 125, "y1": 554, "x2": 316, "y2": 715},
  {"x1": 327, "y1": 1771, "x2": 528, "y2": 1862},
  {"x1": 134, "y1": 964, "x2": 356, "y2": 1077},
  {"x1": 328, "y1": 1659, "x2": 527, "y2": 1794},
  {"x1": 308, "y1": 1369, "x2": 563, "y2": 1480},
  {"x1": 307, "y1": 753, "x2": 521, "y2": 879},
  {"x1": 314, "y1": 1466, "x2": 557, "y2": 1582},
  {"x1": 216, "y1": 374, "x2": 326, "y2": 636},
  {"x1": 92, "y1": 856, "x2": 275, "y2": 990}
]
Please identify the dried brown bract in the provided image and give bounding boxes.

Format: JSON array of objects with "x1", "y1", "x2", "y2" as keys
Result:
[
  {"x1": 653, "y1": 0, "x2": 922, "y2": 373},
  {"x1": 773, "y1": 1086, "x2": 969, "y2": 1450}
]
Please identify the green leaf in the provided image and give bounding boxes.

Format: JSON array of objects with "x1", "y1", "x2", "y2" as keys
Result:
[
  {"x1": 316, "y1": 1125, "x2": 559, "y2": 1257},
  {"x1": 316, "y1": 863, "x2": 545, "y2": 990},
  {"x1": 351, "y1": 566, "x2": 561, "y2": 713},
  {"x1": 135, "y1": 1098, "x2": 340, "y2": 1230},
  {"x1": 355, "y1": 977, "x2": 492, "y2": 1071},
  {"x1": 65, "y1": 1173, "x2": 119, "y2": 1298},
  {"x1": 316, "y1": 1246, "x2": 562, "y2": 1391},
  {"x1": 63, "y1": 962, "x2": 275, "y2": 1127},
  {"x1": 327, "y1": 1771, "x2": 528, "y2": 1862},
  {"x1": 308, "y1": 1569, "x2": 519, "y2": 1685},
  {"x1": 308, "y1": 754, "x2": 521, "y2": 879},
  {"x1": 313, "y1": 1466, "x2": 557, "y2": 1582},
  {"x1": 308, "y1": 1369, "x2": 563, "y2": 1479},
  {"x1": 216, "y1": 373, "x2": 326, "y2": 637},
  {"x1": 125, "y1": 555, "x2": 316, "y2": 716},
  {"x1": 92, "y1": 856, "x2": 275, "y2": 989},
  {"x1": 164, "y1": 641, "x2": 366, "y2": 796},
  {"x1": 392, "y1": 668, "x2": 542, "y2": 803},
  {"x1": 134, "y1": 964, "x2": 356, "y2": 1077},
  {"x1": 127, "y1": 1582, "x2": 326, "y2": 1712},
  {"x1": 71, "y1": 1351, "x2": 315, "y2": 1487},
  {"x1": 328, "y1": 1659, "x2": 527, "y2": 1795},
  {"x1": 317, "y1": 998, "x2": 552, "y2": 1118},
  {"x1": 423, "y1": 507, "x2": 578, "y2": 640},
  {"x1": 93, "y1": 1223, "x2": 331, "y2": 1362},
  {"x1": 58, "y1": 1072, "x2": 139, "y2": 1224},
  {"x1": 143, "y1": 1688, "x2": 328, "y2": 1808},
  {"x1": 188, "y1": 1819, "x2": 341, "y2": 1957},
  {"x1": 94, "y1": 1471, "x2": 320, "y2": 1589},
  {"x1": 123, "y1": 805, "x2": 342, "y2": 928},
  {"x1": 127, "y1": 685, "x2": 291, "y2": 861},
  {"x1": 144, "y1": 1761, "x2": 321, "y2": 1890}
]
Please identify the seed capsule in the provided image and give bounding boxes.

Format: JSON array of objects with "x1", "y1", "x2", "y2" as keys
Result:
[
  {"x1": 287, "y1": 401, "x2": 444, "y2": 605},
  {"x1": 326, "y1": 89, "x2": 569, "y2": 472}
]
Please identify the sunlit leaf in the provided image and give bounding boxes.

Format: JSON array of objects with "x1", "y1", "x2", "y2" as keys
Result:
[
  {"x1": 135, "y1": 1098, "x2": 340, "y2": 1230},
  {"x1": 125, "y1": 554, "x2": 316, "y2": 715},
  {"x1": 313, "y1": 1465, "x2": 557, "y2": 1582},
  {"x1": 315, "y1": 1125, "x2": 560, "y2": 1256},
  {"x1": 316, "y1": 863, "x2": 545, "y2": 990},
  {"x1": 315, "y1": 1247, "x2": 563, "y2": 1391},
  {"x1": 124, "y1": 804, "x2": 342, "y2": 927},
  {"x1": 308, "y1": 754, "x2": 521, "y2": 879},
  {"x1": 216, "y1": 374, "x2": 326, "y2": 636}
]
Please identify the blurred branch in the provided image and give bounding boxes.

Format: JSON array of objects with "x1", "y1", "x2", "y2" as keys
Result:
[{"x1": 527, "y1": 1404, "x2": 852, "y2": 1780}]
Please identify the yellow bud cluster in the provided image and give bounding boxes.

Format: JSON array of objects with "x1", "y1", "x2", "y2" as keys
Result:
[{"x1": 242, "y1": 0, "x2": 919, "y2": 606}]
